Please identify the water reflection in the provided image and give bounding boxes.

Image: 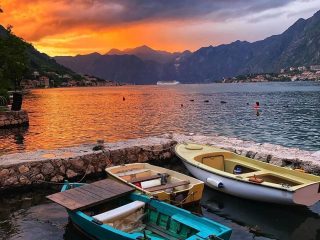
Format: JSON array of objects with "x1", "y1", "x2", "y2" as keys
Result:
[
  {"x1": 1, "y1": 82, "x2": 320, "y2": 155},
  {"x1": 201, "y1": 187, "x2": 320, "y2": 240},
  {"x1": 0, "y1": 126, "x2": 28, "y2": 154}
]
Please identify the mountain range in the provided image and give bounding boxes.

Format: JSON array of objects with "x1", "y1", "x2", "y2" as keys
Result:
[
  {"x1": 106, "y1": 45, "x2": 182, "y2": 63},
  {"x1": 54, "y1": 10, "x2": 320, "y2": 84}
]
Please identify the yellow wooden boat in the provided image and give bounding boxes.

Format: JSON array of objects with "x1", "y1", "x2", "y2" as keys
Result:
[
  {"x1": 175, "y1": 143, "x2": 320, "y2": 206},
  {"x1": 105, "y1": 163, "x2": 204, "y2": 206}
]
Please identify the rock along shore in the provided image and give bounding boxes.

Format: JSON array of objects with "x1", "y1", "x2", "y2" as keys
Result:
[
  {"x1": 0, "y1": 110, "x2": 29, "y2": 128},
  {"x1": 0, "y1": 133, "x2": 319, "y2": 190}
]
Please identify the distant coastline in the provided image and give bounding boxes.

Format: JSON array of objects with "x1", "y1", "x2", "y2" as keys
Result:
[{"x1": 221, "y1": 65, "x2": 320, "y2": 83}]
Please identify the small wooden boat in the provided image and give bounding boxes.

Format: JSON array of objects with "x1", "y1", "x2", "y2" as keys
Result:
[
  {"x1": 47, "y1": 179, "x2": 232, "y2": 240},
  {"x1": 105, "y1": 163, "x2": 204, "y2": 206},
  {"x1": 175, "y1": 143, "x2": 320, "y2": 206}
]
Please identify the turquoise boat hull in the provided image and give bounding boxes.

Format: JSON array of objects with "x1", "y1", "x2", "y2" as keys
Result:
[{"x1": 62, "y1": 183, "x2": 232, "y2": 240}]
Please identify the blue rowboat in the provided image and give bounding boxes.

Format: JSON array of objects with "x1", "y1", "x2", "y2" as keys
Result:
[{"x1": 62, "y1": 182, "x2": 232, "y2": 240}]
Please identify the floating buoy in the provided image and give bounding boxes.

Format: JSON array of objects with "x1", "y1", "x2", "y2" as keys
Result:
[{"x1": 254, "y1": 101, "x2": 260, "y2": 109}]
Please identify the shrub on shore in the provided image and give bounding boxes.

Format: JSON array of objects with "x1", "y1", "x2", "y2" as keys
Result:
[{"x1": 0, "y1": 88, "x2": 9, "y2": 104}]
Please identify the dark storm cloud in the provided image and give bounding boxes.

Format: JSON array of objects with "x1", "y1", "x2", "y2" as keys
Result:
[
  {"x1": 5, "y1": 0, "x2": 298, "y2": 41},
  {"x1": 72, "y1": 0, "x2": 296, "y2": 24}
]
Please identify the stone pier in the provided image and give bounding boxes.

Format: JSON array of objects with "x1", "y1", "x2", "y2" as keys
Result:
[
  {"x1": 0, "y1": 110, "x2": 29, "y2": 128},
  {"x1": 0, "y1": 133, "x2": 319, "y2": 190},
  {"x1": 0, "y1": 137, "x2": 176, "y2": 190}
]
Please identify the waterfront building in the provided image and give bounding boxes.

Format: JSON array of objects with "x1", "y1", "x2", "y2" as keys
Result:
[
  {"x1": 310, "y1": 65, "x2": 320, "y2": 71},
  {"x1": 298, "y1": 66, "x2": 306, "y2": 71},
  {"x1": 39, "y1": 76, "x2": 50, "y2": 88}
]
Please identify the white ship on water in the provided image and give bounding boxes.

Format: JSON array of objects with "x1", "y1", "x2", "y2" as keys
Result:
[{"x1": 156, "y1": 80, "x2": 180, "y2": 85}]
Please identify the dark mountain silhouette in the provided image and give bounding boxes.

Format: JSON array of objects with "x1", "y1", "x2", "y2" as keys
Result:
[
  {"x1": 55, "y1": 10, "x2": 320, "y2": 84},
  {"x1": 106, "y1": 45, "x2": 181, "y2": 63},
  {"x1": 0, "y1": 25, "x2": 7, "y2": 36},
  {"x1": 175, "y1": 10, "x2": 320, "y2": 82}
]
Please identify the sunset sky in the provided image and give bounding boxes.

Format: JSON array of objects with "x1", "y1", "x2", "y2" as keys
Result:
[{"x1": 1, "y1": 0, "x2": 320, "y2": 56}]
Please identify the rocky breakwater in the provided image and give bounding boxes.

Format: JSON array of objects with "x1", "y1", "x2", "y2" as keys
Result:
[
  {"x1": 0, "y1": 137, "x2": 176, "y2": 190},
  {"x1": 0, "y1": 110, "x2": 29, "y2": 128},
  {"x1": 171, "y1": 133, "x2": 320, "y2": 175}
]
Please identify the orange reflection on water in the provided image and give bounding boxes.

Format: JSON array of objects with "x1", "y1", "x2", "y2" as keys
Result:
[{"x1": 17, "y1": 86, "x2": 186, "y2": 152}]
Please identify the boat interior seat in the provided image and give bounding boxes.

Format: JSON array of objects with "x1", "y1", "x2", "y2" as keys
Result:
[
  {"x1": 116, "y1": 169, "x2": 150, "y2": 177},
  {"x1": 145, "y1": 180, "x2": 190, "y2": 192},
  {"x1": 93, "y1": 201, "x2": 145, "y2": 223},
  {"x1": 130, "y1": 174, "x2": 162, "y2": 184},
  {"x1": 235, "y1": 170, "x2": 266, "y2": 178},
  {"x1": 201, "y1": 155, "x2": 225, "y2": 171}
]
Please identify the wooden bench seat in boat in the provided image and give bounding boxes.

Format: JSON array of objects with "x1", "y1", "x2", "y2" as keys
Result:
[
  {"x1": 130, "y1": 175, "x2": 162, "y2": 184},
  {"x1": 145, "y1": 181, "x2": 190, "y2": 192},
  {"x1": 93, "y1": 201, "x2": 145, "y2": 223},
  {"x1": 116, "y1": 169, "x2": 150, "y2": 177}
]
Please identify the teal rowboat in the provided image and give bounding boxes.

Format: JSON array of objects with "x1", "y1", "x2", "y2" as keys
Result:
[{"x1": 62, "y1": 182, "x2": 232, "y2": 240}]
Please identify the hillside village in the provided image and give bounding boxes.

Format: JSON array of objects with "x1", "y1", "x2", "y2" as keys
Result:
[
  {"x1": 222, "y1": 65, "x2": 320, "y2": 83},
  {"x1": 20, "y1": 71, "x2": 119, "y2": 89}
]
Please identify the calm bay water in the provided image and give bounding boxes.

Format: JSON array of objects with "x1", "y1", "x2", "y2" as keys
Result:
[
  {"x1": 1, "y1": 82, "x2": 320, "y2": 240},
  {"x1": 1, "y1": 81, "x2": 320, "y2": 155}
]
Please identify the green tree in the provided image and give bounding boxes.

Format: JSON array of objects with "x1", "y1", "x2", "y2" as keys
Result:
[{"x1": 0, "y1": 26, "x2": 28, "y2": 90}]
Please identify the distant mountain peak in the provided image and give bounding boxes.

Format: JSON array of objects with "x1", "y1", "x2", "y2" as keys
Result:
[
  {"x1": 107, "y1": 48, "x2": 122, "y2": 55},
  {"x1": 136, "y1": 45, "x2": 152, "y2": 50},
  {"x1": 103, "y1": 45, "x2": 179, "y2": 63}
]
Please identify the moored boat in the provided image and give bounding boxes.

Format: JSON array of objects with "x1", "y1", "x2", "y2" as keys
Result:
[
  {"x1": 48, "y1": 180, "x2": 232, "y2": 240},
  {"x1": 106, "y1": 163, "x2": 204, "y2": 206},
  {"x1": 175, "y1": 143, "x2": 320, "y2": 206}
]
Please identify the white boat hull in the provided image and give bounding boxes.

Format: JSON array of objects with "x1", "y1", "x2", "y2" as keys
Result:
[{"x1": 183, "y1": 160, "x2": 295, "y2": 205}]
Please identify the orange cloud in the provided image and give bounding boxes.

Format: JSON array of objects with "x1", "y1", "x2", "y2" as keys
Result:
[{"x1": 1, "y1": 0, "x2": 318, "y2": 56}]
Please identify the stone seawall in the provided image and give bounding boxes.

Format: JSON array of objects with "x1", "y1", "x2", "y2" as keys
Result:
[
  {"x1": 0, "y1": 137, "x2": 175, "y2": 190},
  {"x1": 0, "y1": 110, "x2": 29, "y2": 128},
  {"x1": 0, "y1": 133, "x2": 319, "y2": 190}
]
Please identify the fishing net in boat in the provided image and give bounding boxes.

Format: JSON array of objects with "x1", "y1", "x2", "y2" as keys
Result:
[{"x1": 107, "y1": 208, "x2": 147, "y2": 233}]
